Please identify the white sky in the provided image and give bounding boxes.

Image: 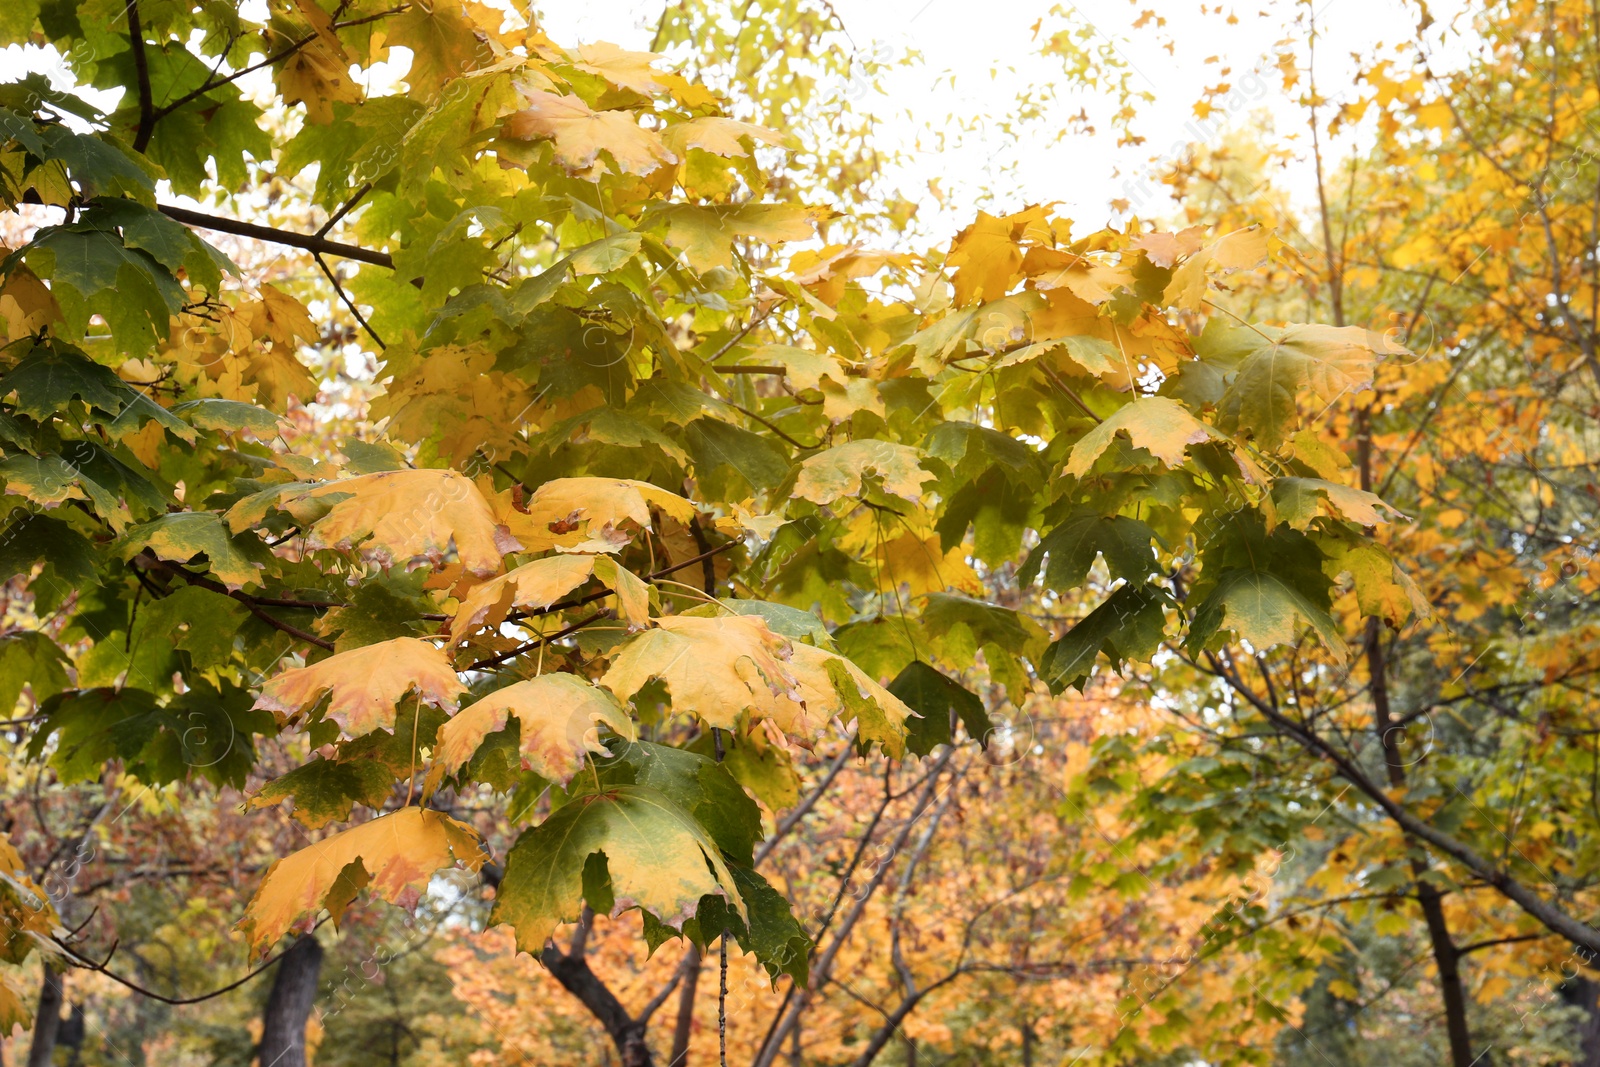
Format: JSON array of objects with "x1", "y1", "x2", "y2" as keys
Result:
[
  {"x1": 0, "y1": 0, "x2": 1467, "y2": 243},
  {"x1": 538, "y1": 0, "x2": 1456, "y2": 239}
]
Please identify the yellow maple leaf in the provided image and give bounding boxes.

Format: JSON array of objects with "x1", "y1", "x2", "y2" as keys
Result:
[
  {"x1": 820, "y1": 378, "x2": 884, "y2": 422},
  {"x1": 601, "y1": 615, "x2": 793, "y2": 731},
  {"x1": 793, "y1": 440, "x2": 934, "y2": 505},
  {"x1": 0, "y1": 830, "x2": 61, "y2": 965},
  {"x1": 292, "y1": 468, "x2": 520, "y2": 576},
  {"x1": 1131, "y1": 226, "x2": 1208, "y2": 268},
  {"x1": 726, "y1": 344, "x2": 849, "y2": 392},
  {"x1": 784, "y1": 643, "x2": 912, "y2": 757},
  {"x1": 947, "y1": 210, "x2": 1023, "y2": 306},
  {"x1": 875, "y1": 530, "x2": 985, "y2": 597},
  {"x1": 449, "y1": 553, "x2": 650, "y2": 643},
  {"x1": 428, "y1": 674, "x2": 636, "y2": 789},
  {"x1": 255, "y1": 637, "x2": 467, "y2": 736},
  {"x1": 569, "y1": 41, "x2": 668, "y2": 95},
  {"x1": 1025, "y1": 247, "x2": 1138, "y2": 306},
  {"x1": 661, "y1": 116, "x2": 789, "y2": 158},
  {"x1": 502, "y1": 91, "x2": 675, "y2": 176},
  {"x1": 388, "y1": 0, "x2": 487, "y2": 99},
  {"x1": 1065, "y1": 397, "x2": 1222, "y2": 477},
  {"x1": 245, "y1": 344, "x2": 319, "y2": 409},
  {"x1": 659, "y1": 203, "x2": 820, "y2": 271},
  {"x1": 272, "y1": 1, "x2": 361, "y2": 124},
  {"x1": 495, "y1": 477, "x2": 696, "y2": 554},
  {"x1": 239, "y1": 808, "x2": 486, "y2": 953},
  {"x1": 0, "y1": 251, "x2": 61, "y2": 340},
  {"x1": 1162, "y1": 226, "x2": 1273, "y2": 309},
  {"x1": 788, "y1": 245, "x2": 898, "y2": 306},
  {"x1": 251, "y1": 284, "x2": 320, "y2": 349},
  {"x1": 0, "y1": 976, "x2": 27, "y2": 1033}
]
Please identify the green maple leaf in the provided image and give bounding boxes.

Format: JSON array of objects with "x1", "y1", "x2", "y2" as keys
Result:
[
  {"x1": 117, "y1": 512, "x2": 274, "y2": 589},
  {"x1": 1039, "y1": 583, "x2": 1171, "y2": 694},
  {"x1": 491, "y1": 785, "x2": 744, "y2": 954},
  {"x1": 1020, "y1": 508, "x2": 1160, "y2": 590},
  {"x1": 889, "y1": 659, "x2": 991, "y2": 755}
]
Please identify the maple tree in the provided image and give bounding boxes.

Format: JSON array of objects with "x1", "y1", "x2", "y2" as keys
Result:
[{"x1": 4, "y1": 0, "x2": 1583, "y2": 1064}]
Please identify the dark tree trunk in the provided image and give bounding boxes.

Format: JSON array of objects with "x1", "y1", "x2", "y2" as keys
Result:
[
  {"x1": 25, "y1": 964, "x2": 62, "y2": 1067},
  {"x1": 542, "y1": 947, "x2": 653, "y2": 1067},
  {"x1": 57, "y1": 1003, "x2": 84, "y2": 1067},
  {"x1": 1414, "y1": 877, "x2": 1475, "y2": 1067},
  {"x1": 1363, "y1": 604, "x2": 1476, "y2": 1067},
  {"x1": 259, "y1": 935, "x2": 324, "y2": 1067},
  {"x1": 668, "y1": 947, "x2": 699, "y2": 1067},
  {"x1": 1562, "y1": 976, "x2": 1600, "y2": 1067}
]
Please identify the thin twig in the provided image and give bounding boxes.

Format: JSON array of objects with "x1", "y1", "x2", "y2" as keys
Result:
[
  {"x1": 53, "y1": 923, "x2": 327, "y2": 1005},
  {"x1": 314, "y1": 252, "x2": 386, "y2": 348}
]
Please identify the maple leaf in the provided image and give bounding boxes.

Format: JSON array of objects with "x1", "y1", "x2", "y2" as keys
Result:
[
  {"x1": 255, "y1": 468, "x2": 521, "y2": 576},
  {"x1": 271, "y1": 2, "x2": 362, "y2": 124},
  {"x1": 429, "y1": 674, "x2": 636, "y2": 789},
  {"x1": 1064, "y1": 397, "x2": 1223, "y2": 477},
  {"x1": 0, "y1": 978, "x2": 27, "y2": 1033},
  {"x1": 1163, "y1": 226, "x2": 1273, "y2": 309},
  {"x1": 251, "y1": 284, "x2": 320, "y2": 350},
  {"x1": 793, "y1": 440, "x2": 935, "y2": 505},
  {"x1": 490, "y1": 785, "x2": 743, "y2": 954},
  {"x1": 1322, "y1": 540, "x2": 1431, "y2": 628},
  {"x1": 784, "y1": 643, "x2": 912, "y2": 757},
  {"x1": 449, "y1": 554, "x2": 596, "y2": 644},
  {"x1": 0, "y1": 251, "x2": 61, "y2": 339},
  {"x1": 1272, "y1": 477, "x2": 1398, "y2": 528},
  {"x1": 1039, "y1": 583, "x2": 1171, "y2": 693},
  {"x1": 661, "y1": 116, "x2": 790, "y2": 158},
  {"x1": 502, "y1": 91, "x2": 675, "y2": 176},
  {"x1": 601, "y1": 615, "x2": 794, "y2": 731},
  {"x1": 1132, "y1": 226, "x2": 1207, "y2": 268},
  {"x1": 389, "y1": 0, "x2": 487, "y2": 99},
  {"x1": 947, "y1": 210, "x2": 1024, "y2": 306},
  {"x1": 0, "y1": 829, "x2": 62, "y2": 967},
  {"x1": 116, "y1": 512, "x2": 271, "y2": 590},
  {"x1": 240, "y1": 808, "x2": 487, "y2": 953},
  {"x1": 1191, "y1": 570, "x2": 1349, "y2": 663},
  {"x1": 789, "y1": 245, "x2": 899, "y2": 306},
  {"x1": 494, "y1": 476, "x2": 695, "y2": 554},
  {"x1": 659, "y1": 203, "x2": 820, "y2": 271},
  {"x1": 245, "y1": 757, "x2": 396, "y2": 831},
  {"x1": 724, "y1": 344, "x2": 849, "y2": 392},
  {"x1": 569, "y1": 42, "x2": 669, "y2": 94},
  {"x1": 255, "y1": 637, "x2": 467, "y2": 736},
  {"x1": 1217, "y1": 324, "x2": 1405, "y2": 449},
  {"x1": 1024, "y1": 248, "x2": 1137, "y2": 305}
]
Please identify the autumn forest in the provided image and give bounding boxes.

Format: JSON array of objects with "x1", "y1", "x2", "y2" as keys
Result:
[{"x1": 0, "y1": 0, "x2": 1597, "y2": 1064}]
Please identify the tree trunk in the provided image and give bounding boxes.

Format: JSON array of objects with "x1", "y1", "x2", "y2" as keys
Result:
[
  {"x1": 57, "y1": 1003, "x2": 84, "y2": 1067},
  {"x1": 1561, "y1": 976, "x2": 1600, "y2": 1067},
  {"x1": 259, "y1": 935, "x2": 324, "y2": 1067},
  {"x1": 1356, "y1": 404, "x2": 1477, "y2": 1067},
  {"x1": 542, "y1": 947, "x2": 653, "y2": 1067},
  {"x1": 1415, "y1": 877, "x2": 1475, "y2": 1067},
  {"x1": 668, "y1": 947, "x2": 700, "y2": 1067},
  {"x1": 24, "y1": 964, "x2": 62, "y2": 1067}
]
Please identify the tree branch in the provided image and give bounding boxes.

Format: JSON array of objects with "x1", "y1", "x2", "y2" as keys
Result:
[
  {"x1": 53, "y1": 925, "x2": 324, "y2": 1005},
  {"x1": 126, "y1": 1, "x2": 156, "y2": 153},
  {"x1": 158, "y1": 204, "x2": 395, "y2": 269},
  {"x1": 133, "y1": 553, "x2": 334, "y2": 650},
  {"x1": 314, "y1": 252, "x2": 386, "y2": 348}
]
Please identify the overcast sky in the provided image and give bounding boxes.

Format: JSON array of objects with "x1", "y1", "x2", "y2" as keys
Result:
[{"x1": 537, "y1": 0, "x2": 1458, "y2": 239}]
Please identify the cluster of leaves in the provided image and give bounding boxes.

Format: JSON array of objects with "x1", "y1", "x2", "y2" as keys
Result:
[{"x1": 0, "y1": 0, "x2": 1415, "y2": 1034}]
